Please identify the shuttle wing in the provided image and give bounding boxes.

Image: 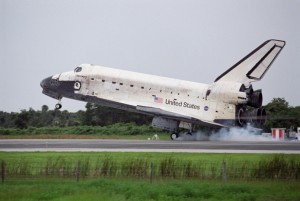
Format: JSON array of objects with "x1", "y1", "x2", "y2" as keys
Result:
[
  {"x1": 136, "y1": 105, "x2": 192, "y2": 120},
  {"x1": 136, "y1": 105, "x2": 226, "y2": 128},
  {"x1": 214, "y1": 39, "x2": 285, "y2": 85}
]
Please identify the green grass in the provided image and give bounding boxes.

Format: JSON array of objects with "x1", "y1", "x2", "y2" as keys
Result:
[
  {"x1": 1, "y1": 152, "x2": 300, "y2": 180},
  {"x1": 0, "y1": 124, "x2": 168, "y2": 136},
  {"x1": 0, "y1": 179, "x2": 299, "y2": 201},
  {"x1": 1, "y1": 152, "x2": 300, "y2": 200},
  {"x1": 1, "y1": 152, "x2": 289, "y2": 165}
]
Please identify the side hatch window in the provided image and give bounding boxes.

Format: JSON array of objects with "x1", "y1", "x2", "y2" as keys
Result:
[{"x1": 74, "y1": 67, "x2": 82, "y2": 73}]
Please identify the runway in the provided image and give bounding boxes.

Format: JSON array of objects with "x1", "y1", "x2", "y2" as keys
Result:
[{"x1": 0, "y1": 139, "x2": 299, "y2": 153}]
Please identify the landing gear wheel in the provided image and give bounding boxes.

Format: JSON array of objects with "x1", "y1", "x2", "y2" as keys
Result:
[
  {"x1": 170, "y1": 133, "x2": 179, "y2": 140},
  {"x1": 55, "y1": 103, "x2": 62, "y2": 110}
]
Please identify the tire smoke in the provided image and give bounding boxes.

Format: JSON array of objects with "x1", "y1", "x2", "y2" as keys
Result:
[{"x1": 177, "y1": 125, "x2": 272, "y2": 141}]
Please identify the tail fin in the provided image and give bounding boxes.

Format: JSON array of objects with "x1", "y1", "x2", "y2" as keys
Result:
[{"x1": 215, "y1": 39, "x2": 285, "y2": 85}]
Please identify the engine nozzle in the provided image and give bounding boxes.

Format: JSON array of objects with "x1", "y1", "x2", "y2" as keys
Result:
[
  {"x1": 237, "y1": 107, "x2": 266, "y2": 127},
  {"x1": 247, "y1": 89, "x2": 263, "y2": 108}
]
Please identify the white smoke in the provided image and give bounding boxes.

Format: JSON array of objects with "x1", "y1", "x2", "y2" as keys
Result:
[{"x1": 177, "y1": 124, "x2": 273, "y2": 141}]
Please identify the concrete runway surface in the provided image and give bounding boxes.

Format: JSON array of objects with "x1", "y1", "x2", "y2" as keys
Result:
[{"x1": 0, "y1": 139, "x2": 299, "y2": 153}]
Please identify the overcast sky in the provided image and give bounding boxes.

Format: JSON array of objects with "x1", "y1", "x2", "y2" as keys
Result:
[{"x1": 1, "y1": 0, "x2": 299, "y2": 112}]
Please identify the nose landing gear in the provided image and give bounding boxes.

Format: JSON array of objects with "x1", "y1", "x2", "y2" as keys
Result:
[
  {"x1": 55, "y1": 99, "x2": 62, "y2": 110},
  {"x1": 55, "y1": 103, "x2": 62, "y2": 109}
]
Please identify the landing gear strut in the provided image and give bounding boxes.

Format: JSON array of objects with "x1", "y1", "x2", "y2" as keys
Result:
[
  {"x1": 170, "y1": 128, "x2": 195, "y2": 140},
  {"x1": 169, "y1": 123, "x2": 196, "y2": 140}
]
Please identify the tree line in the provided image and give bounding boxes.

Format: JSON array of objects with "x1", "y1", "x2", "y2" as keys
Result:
[
  {"x1": 263, "y1": 98, "x2": 300, "y2": 131},
  {"x1": 0, "y1": 103, "x2": 152, "y2": 129},
  {"x1": 0, "y1": 98, "x2": 299, "y2": 132}
]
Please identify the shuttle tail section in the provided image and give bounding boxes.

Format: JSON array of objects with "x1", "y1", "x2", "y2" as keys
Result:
[{"x1": 214, "y1": 39, "x2": 285, "y2": 86}]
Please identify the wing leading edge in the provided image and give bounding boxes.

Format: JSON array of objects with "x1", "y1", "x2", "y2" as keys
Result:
[{"x1": 214, "y1": 39, "x2": 285, "y2": 85}]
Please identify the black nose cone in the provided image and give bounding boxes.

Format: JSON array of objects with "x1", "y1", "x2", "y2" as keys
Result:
[
  {"x1": 40, "y1": 79, "x2": 45, "y2": 88},
  {"x1": 41, "y1": 76, "x2": 62, "y2": 99},
  {"x1": 40, "y1": 76, "x2": 52, "y2": 89}
]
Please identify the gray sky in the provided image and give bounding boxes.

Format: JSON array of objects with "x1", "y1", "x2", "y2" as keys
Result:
[{"x1": 1, "y1": 0, "x2": 299, "y2": 112}]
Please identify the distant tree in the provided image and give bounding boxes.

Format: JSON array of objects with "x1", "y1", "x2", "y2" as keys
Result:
[
  {"x1": 264, "y1": 98, "x2": 300, "y2": 132},
  {"x1": 27, "y1": 108, "x2": 39, "y2": 127},
  {"x1": 0, "y1": 111, "x2": 6, "y2": 126},
  {"x1": 42, "y1": 105, "x2": 49, "y2": 113},
  {"x1": 84, "y1": 103, "x2": 95, "y2": 125},
  {"x1": 265, "y1": 98, "x2": 289, "y2": 113},
  {"x1": 287, "y1": 106, "x2": 300, "y2": 130},
  {"x1": 14, "y1": 110, "x2": 29, "y2": 129}
]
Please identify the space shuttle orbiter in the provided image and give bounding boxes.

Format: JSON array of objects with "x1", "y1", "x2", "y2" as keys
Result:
[{"x1": 40, "y1": 39, "x2": 285, "y2": 139}]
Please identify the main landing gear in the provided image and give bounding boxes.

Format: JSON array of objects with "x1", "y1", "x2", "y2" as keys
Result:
[
  {"x1": 170, "y1": 131, "x2": 193, "y2": 140},
  {"x1": 170, "y1": 133, "x2": 179, "y2": 140}
]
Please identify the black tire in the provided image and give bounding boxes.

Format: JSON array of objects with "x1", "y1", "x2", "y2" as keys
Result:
[
  {"x1": 55, "y1": 103, "x2": 62, "y2": 110},
  {"x1": 170, "y1": 133, "x2": 179, "y2": 140}
]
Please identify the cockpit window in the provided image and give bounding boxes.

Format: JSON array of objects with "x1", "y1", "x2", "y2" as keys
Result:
[{"x1": 74, "y1": 67, "x2": 82, "y2": 73}]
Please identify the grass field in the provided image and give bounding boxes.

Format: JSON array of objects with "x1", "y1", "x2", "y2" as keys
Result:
[
  {"x1": 1, "y1": 152, "x2": 300, "y2": 201},
  {"x1": 1, "y1": 152, "x2": 300, "y2": 180},
  {"x1": 2, "y1": 151, "x2": 296, "y2": 164},
  {"x1": 1, "y1": 178, "x2": 300, "y2": 201}
]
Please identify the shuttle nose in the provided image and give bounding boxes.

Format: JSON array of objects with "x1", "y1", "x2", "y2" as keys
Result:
[
  {"x1": 40, "y1": 76, "x2": 62, "y2": 100},
  {"x1": 40, "y1": 73, "x2": 75, "y2": 101},
  {"x1": 40, "y1": 79, "x2": 45, "y2": 88},
  {"x1": 40, "y1": 76, "x2": 52, "y2": 89}
]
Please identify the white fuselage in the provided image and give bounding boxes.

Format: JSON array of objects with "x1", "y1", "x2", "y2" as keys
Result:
[
  {"x1": 42, "y1": 40, "x2": 285, "y2": 131},
  {"x1": 58, "y1": 64, "x2": 237, "y2": 124}
]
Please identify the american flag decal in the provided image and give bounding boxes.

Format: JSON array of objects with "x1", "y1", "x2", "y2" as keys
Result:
[{"x1": 154, "y1": 96, "x2": 163, "y2": 103}]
